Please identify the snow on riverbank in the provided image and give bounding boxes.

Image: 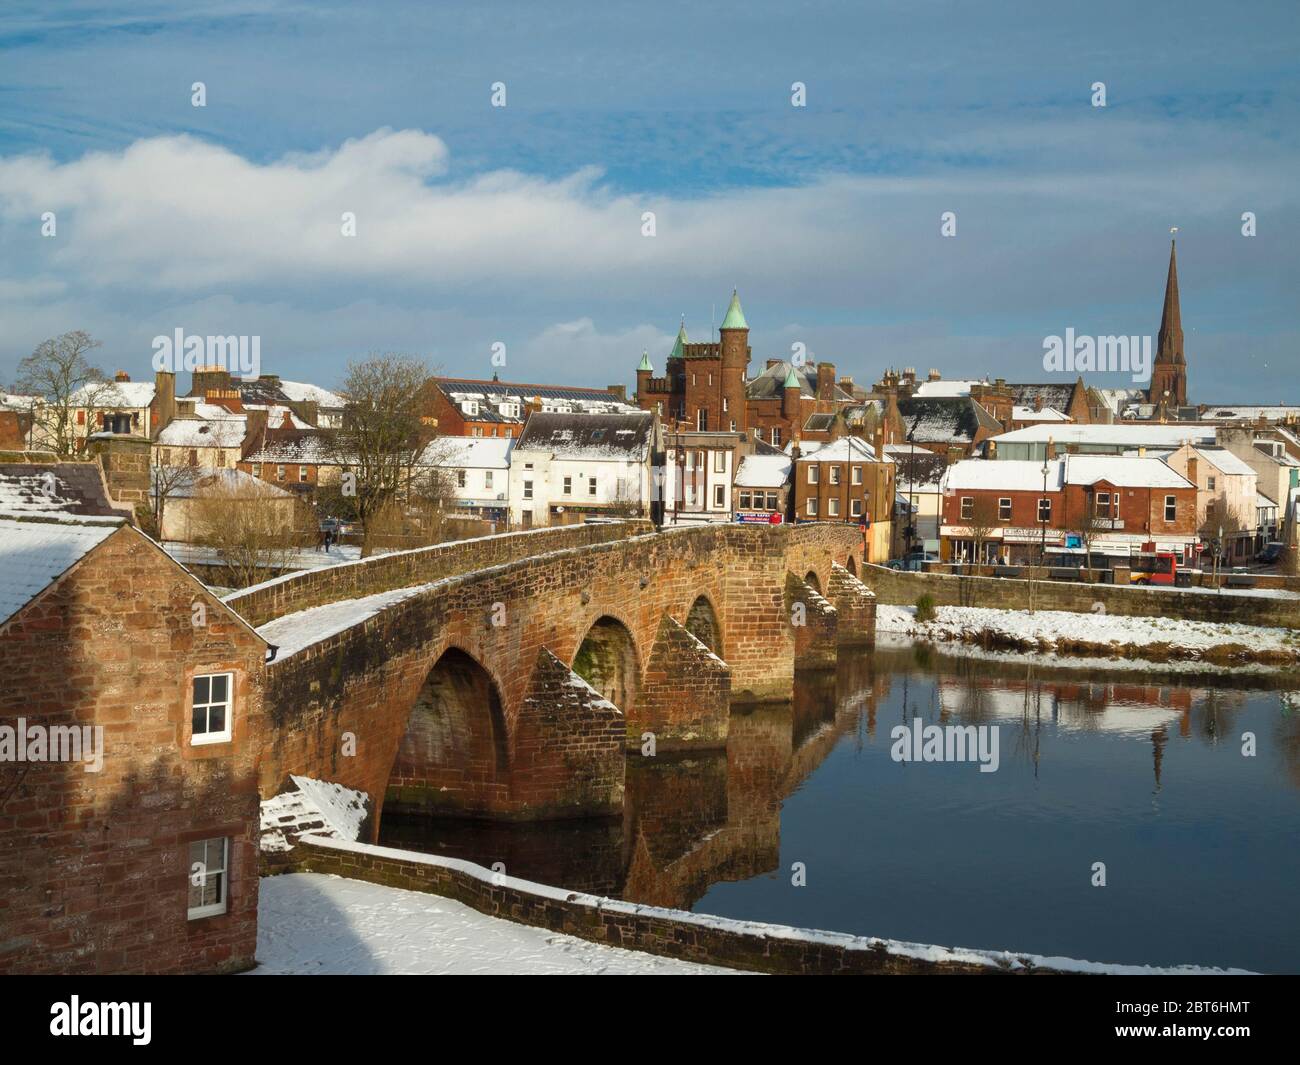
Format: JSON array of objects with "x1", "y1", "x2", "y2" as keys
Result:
[
  {"x1": 249, "y1": 873, "x2": 741, "y2": 975},
  {"x1": 877, "y1": 603, "x2": 1300, "y2": 663}
]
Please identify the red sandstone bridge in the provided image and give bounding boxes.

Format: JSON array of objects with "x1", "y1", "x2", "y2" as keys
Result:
[{"x1": 225, "y1": 520, "x2": 877, "y2": 838}]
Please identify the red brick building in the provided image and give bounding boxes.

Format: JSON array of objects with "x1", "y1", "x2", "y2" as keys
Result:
[
  {"x1": 793, "y1": 436, "x2": 895, "y2": 562},
  {"x1": 634, "y1": 291, "x2": 859, "y2": 448},
  {"x1": 421, "y1": 376, "x2": 637, "y2": 439},
  {"x1": 939, "y1": 455, "x2": 1198, "y2": 564},
  {"x1": 0, "y1": 469, "x2": 264, "y2": 974}
]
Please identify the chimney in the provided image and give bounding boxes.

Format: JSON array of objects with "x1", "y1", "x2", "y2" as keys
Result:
[
  {"x1": 242, "y1": 408, "x2": 268, "y2": 460},
  {"x1": 1044, "y1": 436, "x2": 1056, "y2": 460},
  {"x1": 114, "y1": 370, "x2": 131, "y2": 383},
  {"x1": 816, "y1": 362, "x2": 836, "y2": 401},
  {"x1": 927, "y1": 368, "x2": 942, "y2": 382},
  {"x1": 1187, "y1": 454, "x2": 1198, "y2": 488},
  {"x1": 151, "y1": 370, "x2": 176, "y2": 439},
  {"x1": 1034, "y1": 395, "x2": 1043, "y2": 411},
  {"x1": 607, "y1": 384, "x2": 627, "y2": 403},
  {"x1": 767, "y1": 359, "x2": 782, "y2": 370}
]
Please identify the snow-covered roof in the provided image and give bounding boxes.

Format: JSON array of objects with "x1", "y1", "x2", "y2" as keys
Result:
[
  {"x1": 0, "y1": 517, "x2": 122, "y2": 625},
  {"x1": 0, "y1": 463, "x2": 129, "y2": 521},
  {"x1": 795, "y1": 436, "x2": 879, "y2": 463},
  {"x1": 1199, "y1": 405, "x2": 1300, "y2": 422},
  {"x1": 416, "y1": 436, "x2": 514, "y2": 469},
  {"x1": 1012, "y1": 405, "x2": 1070, "y2": 422},
  {"x1": 70, "y1": 380, "x2": 156, "y2": 408},
  {"x1": 157, "y1": 417, "x2": 246, "y2": 448},
  {"x1": 734, "y1": 453, "x2": 792, "y2": 488},
  {"x1": 1192, "y1": 447, "x2": 1257, "y2": 477},
  {"x1": 244, "y1": 432, "x2": 338, "y2": 465},
  {"x1": 278, "y1": 380, "x2": 346, "y2": 408},
  {"x1": 943, "y1": 459, "x2": 1064, "y2": 493},
  {"x1": 515, "y1": 412, "x2": 652, "y2": 460},
  {"x1": 913, "y1": 380, "x2": 980, "y2": 398},
  {"x1": 1257, "y1": 492, "x2": 1278, "y2": 508},
  {"x1": 992, "y1": 424, "x2": 1214, "y2": 447},
  {"x1": 152, "y1": 466, "x2": 294, "y2": 499},
  {"x1": 1065, "y1": 455, "x2": 1193, "y2": 489}
]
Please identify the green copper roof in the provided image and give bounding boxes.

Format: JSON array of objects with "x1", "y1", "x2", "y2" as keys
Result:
[
  {"x1": 638, "y1": 350, "x2": 652, "y2": 372},
  {"x1": 669, "y1": 321, "x2": 687, "y2": 360},
  {"x1": 783, "y1": 365, "x2": 800, "y2": 389},
  {"x1": 720, "y1": 289, "x2": 747, "y2": 330}
]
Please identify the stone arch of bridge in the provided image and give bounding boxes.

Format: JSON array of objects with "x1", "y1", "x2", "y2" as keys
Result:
[
  {"x1": 384, "y1": 644, "x2": 512, "y2": 822},
  {"x1": 571, "y1": 613, "x2": 642, "y2": 717},
  {"x1": 803, "y1": 569, "x2": 823, "y2": 595},
  {"x1": 846, "y1": 554, "x2": 858, "y2": 577},
  {"x1": 684, "y1": 593, "x2": 724, "y2": 659}
]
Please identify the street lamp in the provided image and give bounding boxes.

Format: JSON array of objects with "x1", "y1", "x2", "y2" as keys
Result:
[{"x1": 1039, "y1": 436, "x2": 1054, "y2": 568}]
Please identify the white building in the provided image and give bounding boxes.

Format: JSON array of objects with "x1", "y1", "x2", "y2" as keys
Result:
[
  {"x1": 415, "y1": 436, "x2": 513, "y2": 522},
  {"x1": 508, "y1": 412, "x2": 658, "y2": 529}
]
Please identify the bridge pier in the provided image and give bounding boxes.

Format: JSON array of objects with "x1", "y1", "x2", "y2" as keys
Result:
[
  {"x1": 787, "y1": 572, "x2": 839, "y2": 668},
  {"x1": 637, "y1": 615, "x2": 731, "y2": 749}
]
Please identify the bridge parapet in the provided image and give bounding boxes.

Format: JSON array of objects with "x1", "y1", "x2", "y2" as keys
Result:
[{"x1": 225, "y1": 519, "x2": 650, "y2": 628}]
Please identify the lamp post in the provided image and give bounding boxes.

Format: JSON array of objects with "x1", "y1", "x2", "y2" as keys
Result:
[{"x1": 1039, "y1": 437, "x2": 1054, "y2": 568}]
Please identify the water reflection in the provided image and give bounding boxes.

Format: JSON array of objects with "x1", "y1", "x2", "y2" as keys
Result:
[{"x1": 381, "y1": 644, "x2": 1300, "y2": 972}]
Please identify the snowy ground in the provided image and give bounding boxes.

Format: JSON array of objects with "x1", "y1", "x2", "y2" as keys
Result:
[
  {"x1": 250, "y1": 873, "x2": 742, "y2": 975},
  {"x1": 1148, "y1": 582, "x2": 1299, "y2": 600},
  {"x1": 255, "y1": 582, "x2": 439, "y2": 657},
  {"x1": 877, "y1": 603, "x2": 1300, "y2": 660}
]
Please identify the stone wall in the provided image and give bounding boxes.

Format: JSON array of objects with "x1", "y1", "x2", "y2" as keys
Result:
[
  {"x1": 0, "y1": 526, "x2": 263, "y2": 975},
  {"x1": 859, "y1": 563, "x2": 1300, "y2": 628},
  {"x1": 226, "y1": 519, "x2": 651, "y2": 628},
  {"x1": 288, "y1": 835, "x2": 1078, "y2": 974}
]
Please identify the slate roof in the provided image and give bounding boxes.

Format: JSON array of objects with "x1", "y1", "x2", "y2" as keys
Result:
[
  {"x1": 157, "y1": 417, "x2": 246, "y2": 449},
  {"x1": 0, "y1": 463, "x2": 131, "y2": 520},
  {"x1": 897, "y1": 397, "x2": 1000, "y2": 444},
  {"x1": 1009, "y1": 383, "x2": 1076, "y2": 410},
  {"x1": 151, "y1": 466, "x2": 295, "y2": 499},
  {"x1": 796, "y1": 436, "x2": 879, "y2": 463},
  {"x1": 745, "y1": 362, "x2": 854, "y2": 402},
  {"x1": 515, "y1": 412, "x2": 653, "y2": 460},
  {"x1": 0, "y1": 517, "x2": 122, "y2": 626},
  {"x1": 243, "y1": 430, "x2": 339, "y2": 465},
  {"x1": 236, "y1": 376, "x2": 345, "y2": 411}
]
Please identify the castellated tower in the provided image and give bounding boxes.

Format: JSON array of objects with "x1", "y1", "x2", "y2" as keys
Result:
[{"x1": 718, "y1": 289, "x2": 751, "y2": 432}]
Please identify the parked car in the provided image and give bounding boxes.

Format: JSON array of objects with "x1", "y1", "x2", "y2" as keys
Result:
[
  {"x1": 886, "y1": 551, "x2": 939, "y2": 572},
  {"x1": 1255, "y1": 541, "x2": 1285, "y2": 564},
  {"x1": 319, "y1": 518, "x2": 357, "y2": 535}
]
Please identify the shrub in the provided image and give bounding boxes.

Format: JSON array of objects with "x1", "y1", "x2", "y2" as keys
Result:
[{"x1": 915, "y1": 593, "x2": 937, "y2": 622}]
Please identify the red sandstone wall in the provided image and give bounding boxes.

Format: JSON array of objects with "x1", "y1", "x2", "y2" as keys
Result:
[{"x1": 0, "y1": 527, "x2": 264, "y2": 975}]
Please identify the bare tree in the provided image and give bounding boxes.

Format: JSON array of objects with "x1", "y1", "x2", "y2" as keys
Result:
[
  {"x1": 329, "y1": 354, "x2": 437, "y2": 551},
  {"x1": 190, "y1": 478, "x2": 314, "y2": 588},
  {"x1": 146, "y1": 464, "x2": 198, "y2": 541},
  {"x1": 963, "y1": 496, "x2": 1000, "y2": 572},
  {"x1": 15, "y1": 331, "x2": 112, "y2": 456},
  {"x1": 1069, "y1": 492, "x2": 1112, "y2": 580}
]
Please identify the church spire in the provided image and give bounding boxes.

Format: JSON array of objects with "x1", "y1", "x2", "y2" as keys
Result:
[{"x1": 1157, "y1": 238, "x2": 1183, "y2": 366}]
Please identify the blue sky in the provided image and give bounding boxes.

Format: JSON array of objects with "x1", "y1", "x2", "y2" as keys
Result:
[{"x1": 1, "y1": 0, "x2": 1297, "y2": 399}]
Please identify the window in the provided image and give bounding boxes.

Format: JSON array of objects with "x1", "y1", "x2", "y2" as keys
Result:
[
  {"x1": 1207, "y1": 475, "x2": 1216, "y2": 491},
  {"x1": 852, "y1": 466, "x2": 863, "y2": 485},
  {"x1": 191, "y1": 673, "x2": 232, "y2": 745},
  {"x1": 456, "y1": 470, "x2": 467, "y2": 488},
  {"x1": 765, "y1": 492, "x2": 778, "y2": 510},
  {"x1": 471, "y1": 427, "x2": 484, "y2": 437},
  {"x1": 808, "y1": 466, "x2": 820, "y2": 484},
  {"x1": 686, "y1": 451, "x2": 696, "y2": 470},
  {"x1": 960, "y1": 497, "x2": 973, "y2": 520},
  {"x1": 687, "y1": 484, "x2": 697, "y2": 505},
  {"x1": 276, "y1": 464, "x2": 285, "y2": 481},
  {"x1": 828, "y1": 498, "x2": 841, "y2": 517},
  {"x1": 298, "y1": 466, "x2": 308, "y2": 482},
  {"x1": 1038, "y1": 498, "x2": 1052, "y2": 523},
  {"x1": 251, "y1": 463, "x2": 261, "y2": 477},
  {"x1": 722, "y1": 397, "x2": 729, "y2": 412},
  {"x1": 697, "y1": 409, "x2": 707, "y2": 431},
  {"x1": 188, "y1": 837, "x2": 228, "y2": 920},
  {"x1": 998, "y1": 497, "x2": 1011, "y2": 521},
  {"x1": 484, "y1": 471, "x2": 493, "y2": 489},
  {"x1": 1164, "y1": 495, "x2": 1177, "y2": 522},
  {"x1": 692, "y1": 374, "x2": 697, "y2": 386},
  {"x1": 851, "y1": 499, "x2": 863, "y2": 517},
  {"x1": 714, "y1": 484, "x2": 726, "y2": 507},
  {"x1": 588, "y1": 477, "x2": 597, "y2": 496},
  {"x1": 771, "y1": 428, "x2": 781, "y2": 446},
  {"x1": 714, "y1": 451, "x2": 725, "y2": 473},
  {"x1": 523, "y1": 480, "x2": 533, "y2": 500},
  {"x1": 829, "y1": 466, "x2": 840, "y2": 485},
  {"x1": 730, "y1": 420, "x2": 736, "y2": 431},
  {"x1": 563, "y1": 476, "x2": 572, "y2": 495},
  {"x1": 1095, "y1": 491, "x2": 1110, "y2": 515},
  {"x1": 739, "y1": 491, "x2": 751, "y2": 509},
  {"x1": 806, "y1": 498, "x2": 819, "y2": 517}
]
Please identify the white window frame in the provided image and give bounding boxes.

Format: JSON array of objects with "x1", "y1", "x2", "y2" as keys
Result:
[
  {"x1": 828, "y1": 498, "x2": 841, "y2": 517},
  {"x1": 851, "y1": 498, "x2": 863, "y2": 517},
  {"x1": 191, "y1": 672, "x2": 233, "y2": 746},
  {"x1": 563, "y1": 475, "x2": 572, "y2": 495},
  {"x1": 298, "y1": 466, "x2": 307, "y2": 482},
  {"x1": 960, "y1": 496, "x2": 973, "y2": 521},
  {"x1": 806, "y1": 498, "x2": 819, "y2": 517},
  {"x1": 523, "y1": 480, "x2": 533, "y2": 500},
  {"x1": 1164, "y1": 495, "x2": 1177, "y2": 522},
  {"x1": 852, "y1": 466, "x2": 863, "y2": 485},
  {"x1": 456, "y1": 470, "x2": 467, "y2": 489},
  {"x1": 188, "y1": 836, "x2": 229, "y2": 920},
  {"x1": 998, "y1": 497, "x2": 1011, "y2": 521},
  {"x1": 713, "y1": 450, "x2": 725, "y2": 473},
  {"x1": 714, "y1": 483, "x2": 726, "y2": 508},
  {"x1": 829, "y1": 466, "x2": 840, "y2": 485},
  {"x1": 1038, "y1": 497, "x2": 1052, "y2": 523},
  {"x1": 808, "y1": 466, "x2": 820, "y2": 484}
]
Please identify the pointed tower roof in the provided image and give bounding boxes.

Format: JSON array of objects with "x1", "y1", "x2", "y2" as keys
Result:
[
  {"x1": 782, "y1": 365, "x2": 800, "y2": 389},
  {"x1": 637, "y1": 350, "x2": 652, "y2": 372},
  {"x1": 1157, "y1": 239, "x2": 1184, "y2": 365},
  {"x1": 720, "y1": 289, "x2": 748, "y2": 330},
  {"x1": 669, "y1": 320, "x2": 686, "y2": 360}
]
